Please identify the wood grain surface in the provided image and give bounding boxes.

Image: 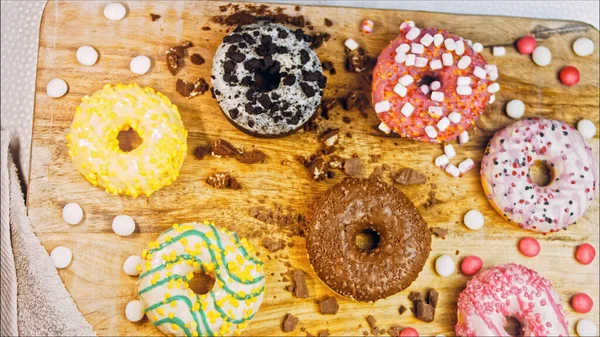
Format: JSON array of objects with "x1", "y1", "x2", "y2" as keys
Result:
[{"x1": 28, "y1": 1, "x2": 599, "y2": 336}]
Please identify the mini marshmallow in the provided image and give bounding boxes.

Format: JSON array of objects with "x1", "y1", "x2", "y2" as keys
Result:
[
  {"x1": 433, "y1": 34, "x2": 444, "y2": 47},
  {"x1": 464, "y1": 209, "x2": 484, "y2": 230},
  {"x1": 344, "y1": 38, "x2": 359, "y2": 51},
  {"x1": 395, "y1": 53, "x2": 407, "y2": 64},
  {"x1": 458, "y1": 158, "x2": 475, "y2": 173},
  {"x1": 465, "y1": 39, "x2": 473, "y2": 47},
  {"x1": 396, "y1": 43, "x2": 410, "y2": 54},
  {"x1": 405, "y1": 54, "x2": 416, "y2": 66},
  {"x1": 448, "y1": 112, "x2": 462, "y2": 124},
  {"x1": 47, "y1": 78, "x2": 68, "y2": 98},
  {"x1": 420, "y1": 33, "x2": 434, "y2": 46},
  {"x1": 112, "y1": 215, "x2": 136, "y2": 237},
  {"x1": 444, "y1": 38, "x2": 456, "y2": 50},
  {"x1": 457, "y1": 56, "x2": 471, "y2": 69},
  {"x1": 424, "y1": 125, "x2": 438, "y2": 138},
  {"x1": 401, "y1": 103, "x2": 415, "y2": 117},
  {"x1": 506, "y1": 99, "x2": 525, "y2": 119},
  {"x1": 577, "y1": 119, "x2": 597, "y2": 139},
  {"x1": 488, "y1": 83, "x2": 500, "y2": 93},
  {"x1": 442, "y1": 53, "x2": 453, "y2": 66},
  {"x1": 455, "y1": 40, "x2": 465, "y2": 55},
  {"x1": 399, "y1": 74, "x2": 414, "y2": 86},
  {"x1": 573, "y1": 37, "x2": 595, "y2": 57},
  {"x1": 457, "y1": 76, "x2": 471, "y2": 85},
  {"x1": 489, "y1": 94, "x2": 496, "y2": 103},
  {"x1": 459, "y1": 130, "x2": 469, "y2": 144},
  {"x1": 393, "y1": 84, "x2": 408, "y2": 97},
  {"x1": 444, "y1": 144, "x2": 456, "y2": 159},
  {"x1": 430, "y1": 59, "x2": 442, "y2": 70},
  {"x1": 378, "y1": 122, "x2": 391, "y2": 134},
  {"x1": 76, "y1": 46, "x2": 99, "y2": 66},
  {"x1": 473, "y1": 66, "x2": 487, "y2": 79},
  {"x1": 420, "y1": 85, "x2": 430, "y2": 95},
  {"x1": 492, "y1": 46, "x2": 506, "y2": 56},
  {"x1": 375, "y1": 100, "x2": 391, "y2": 113},
  {"x1": 104, "y1": 2, "x2": 127, "y2": 21},
  {"x1": 532, "y1": 46, "x2": 552, "y2": 66},
  {"x1": 411, "y1": 43, "x2": 424, "y2": 54},
  {"x1": 399, "y1": 21, "x2": 415, "y2": 30},
  {"x1": 456, "y1": 85, "x2": 472, "y2": 96},
  {"x1": 428, "y1": 106, "x2": 443, "y2": 116},
  {"x1": 435, "y1": 154, "x2": 450, "y2": 167},
  {"x1": 123, "y1": 255, "x2": 142, "y2": 276},
  {"x1": 435, "y1": 255, "x2": 455, "y2": 277},
  {"x1": 437, "y1": 117, "x2": 450, "y2": 131},
  {"x1": 445, "y1": 164, "x2": 460, "y2": 177},
  {"x1": 130, "y1": 55, "x2": 151, "y2": 75},
  {"x1": 125, "y1": 300, "x2": 145, "y2": 322},
  {"x1": 415, "y1": 57, "x2": 428, "y2": 67},
  {"x1": 484, "y1": 64, "x2": 499, "y2": 81},
  {"x1": 431, "y1": 91, "x2": 444, "y2": 102},
  {"x1": 405, "y1": 27, "x2": 421, "y2": 40},
  {"x1": 430, "y1": 81, "x2": 441, "y2": 90},
  {"x1": 472, "y1": 42, "x2": 484, "y2": 53},
  {"x1": 63, "y1": 202, "x2": 83, "y2": 225},
  {"x1": 51, "y1": 246, "x2": 73, "y2": 269}
]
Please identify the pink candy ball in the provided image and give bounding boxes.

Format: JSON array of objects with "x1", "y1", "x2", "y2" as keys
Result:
[
  {"x1": 460, "y1": 256, "x2": 483, "y2": 276},
  {"x1": 571, "y1": 293, "x2": 594, "y2": 313},
  {"x1": 559, "y1": 66, "x2": 580, "y2": 86},
  {"x1": 576, "y1": 243, "x2": 596, "y2": 265},
  {"x1": 399, "y1": 327, "x2": 419, "y2": 337},
  {"x1": 517, "y1": 36, "x2": 537, "y2": 54},
  {"x1": 519, "y1": 237, "x2": 541, "y2": 257}
]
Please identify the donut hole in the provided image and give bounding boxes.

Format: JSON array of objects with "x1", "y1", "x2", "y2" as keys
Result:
[
  {"x1": 504, "y1": 315, "x2": 524, "y2": 336},
  {"x1": 117, "y1": 127, "x2": 143, "y2": 152},
  {"x1": 417, "y1": 73, "x2": 441, "y2": 88},
  {"x1": 529, "y1": 160, "x2": 552, "y2": 187},
  {"x1": 355, "y1": 228, "x2": 381, "y2": 253},
  {"x1": 254, "y1": 64, "x2": 281, "y2": 92},
  {"x1": 188, "y1": 271, "x2": 216, "y2": 295}
]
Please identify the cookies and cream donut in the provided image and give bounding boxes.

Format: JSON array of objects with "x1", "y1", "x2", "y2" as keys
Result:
[
  {"x1": 481, "y1": 117, "x2": 598, "y2": 233},
  {"x1": 306, "y1": 178, "x2": 431, "y2": 302},
  {"x1": 67, "y1": 83, "x2": 187, "y2": 198},
  {"x1": 372, "y1": 22, "x2": 497, "y2": 142},
  {"x1": 456, "y1": 263, "x2": 568, "y2": 336},
  {"x1": 212, "y1": 22, "x2": 326, "y2": 137},
  {"x1": 138, "y1": 221, "x2": 265, "y2": 336}
]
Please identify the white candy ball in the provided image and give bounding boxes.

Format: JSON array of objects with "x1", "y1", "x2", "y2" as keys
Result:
[
  {"x1": 125, "y1": 300, "x2": 145, "y2": 322},
  {"x1": 577, "y1": 119, "x2": 597, "y2": 139},
  {"x1": 123, "y1": 255, "x2": 142, "y2": 276},
  {"x1": 76, "y1": 46, "x2": 98, "y2": 66},
  {"x1": 130, "y1": 55, "x2": 151, "y2": 75},
  {"x1": 112, "y1": 215, "x2": 136, "y2": 236},
  {"x1": 435, "y1": 255, "x2": 455, "y2": 277},
  {"x1": 46, "y1": 78, "x2": 68, "y2": 98},
  {"x1": 573, "y1": 37, "x2": 595, "y2": 57},
  {"x1": 50, "y1": 246, "x2": 73, "y2": 269},
  {"x1": 532, "y1": 46, "x2": 552, "y2": 66},
  {"x1": 506, "y1": 99, "x2": 526, "y2": 119},
  {"x1": 464, "y1": 209, "x2": 484, "y2": 230},
  {"x1": 577, "y1": 319, "x2": 597, "y2": 337},
  {"x1": 104, "y1": 3, "x2": 127, "y2": 21},
  {"x1": 63, "y1": 202, "x2": 83, "y2": 225}
]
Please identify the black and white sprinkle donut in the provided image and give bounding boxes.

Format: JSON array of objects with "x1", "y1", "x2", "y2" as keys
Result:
[{"x1": 212, "y1": 22, "x2": 326, "y2": 137}]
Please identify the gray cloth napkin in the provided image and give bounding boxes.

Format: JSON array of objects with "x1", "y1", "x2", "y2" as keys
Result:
[{"x1": 1, "y1": 130, "x2": 96, "y2": 337}]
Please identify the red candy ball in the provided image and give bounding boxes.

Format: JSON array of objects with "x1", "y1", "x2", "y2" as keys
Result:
[
  {"x1": 572, "y1": 293, "x2": 594, "y2": 313},
  {"x1": 516, "y1": 36, "x2": 537, "y2": 54},
  {"x1": 460, "y1": 256, "x2": 483, "y2": 276},
  {"x1": 519, "y1": 237, "x2": 541, "y2": 257},
  {"x1": 576, "y1": 243, "x2": 596, "y2": 265},
  {"x1": 559, "y1": 66, "x2": 580, "y2": 86},
  {"x1": 399, "y1": 327, "x2": 419, "y2": 337}
]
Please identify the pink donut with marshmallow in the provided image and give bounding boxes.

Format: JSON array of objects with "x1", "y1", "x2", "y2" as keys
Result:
[
  {"x1": 456, "y1": 263, "x2": 568, "y2": 337},
  {"x1": 481, "y1": 117, "x2": 598, "y2": 233}
]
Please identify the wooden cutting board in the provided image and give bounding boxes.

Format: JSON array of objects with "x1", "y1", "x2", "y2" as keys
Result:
[{"x1": 28, "y1": 1, "x2": 599, "y2": 336}]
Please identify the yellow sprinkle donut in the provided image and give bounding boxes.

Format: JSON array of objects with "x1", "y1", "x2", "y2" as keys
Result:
[{"x1": 67, "y1": 83, "x2": 187, "y2": 198}]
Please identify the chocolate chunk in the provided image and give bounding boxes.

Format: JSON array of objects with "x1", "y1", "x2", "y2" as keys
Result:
[
  {"x1": 428, "y1": 289, "x2": 439, "y2": 308},
  {"x1": 324, "y1": 18, "x2": 333, "y2": 27},
  {"x1": 226, "y1": 49, "x2": 246, "y2": 63},
  {"x1": 342, "y1": 116, "x2": 351, "y2": 124},
  {"x1": 366, "y1": 315, "x2": 380, "y2": 336},
  {"x1": 211, "y1": 139, "x2": 240, "y2": 157},
  {"x1": 242, "y1": 33, "x2": 255, "y2": 44},
  {"x1": 347, "y1": 52, "x2": 370, "y2": 73},
  {"x1": 166, "y1": 51, "x2": 182, "y2": 75},
  {"x1": 299, "y1": 49, "x2": 310, "y2": 64},
  {"x1": 388, "y1": 326, "x2": 402, "y2": 336},
  {"x1": 307, "y1": 158, "x2": 328, "y2": 181},
  {"x1": 415, "y1": 300, "x2": 435, "y2": 323},
  {"x1": 344, "y1": 158, "x2": 362, "y2": 177},
  {"x1": 258, "y1": 94, "x2": 272, "y2": 109},
  {"x1": 318, "y1": 330, "x2": 330, "y2": 337},
  {"x1": 223, "y1": 34, "x2": 243, "y2": 43},
  {"x1": 399, "y1": 305, "x2": 407, "y2": 315},
  {"x1": 319, "y1": 296, "x2": 339, "y2": 315},
  {"x1": 292, "y1": 269, "x2": 309, "y2": 298},
  {"x1": 150, "y1": 13, "x2": 161, "y2": 21},
  {"x1": 262, "y1": 237, "x2": 285, "y2": 252},
  {"x1": 319, "y1": 128, "x2": 339, "y2": 147},
  {"x1": 176, "y1": 78, "x2": 209, "y2": 98},
  {"x1": 281, "y1": 74, "x2": 295, "y2": 86},
  {"x1": 391, "y1": 168, "x2": 427, "y2": 185},
  {"x1": 294, "y1": 5, "x2": 301, "y2": 11},
  {"x1": 202, "y1": 26, "x2": 211, "y2": 31},
  {"x1": 237, "y1": 150, "x2": 267, "y2": 164},
  {"x1": 317, "y1": 75, "x2": 327, "y2": 89},
  {"x1": 194, "y1": 145, "x2": 212, "y2": 160},
  {"x1": 288, "y1": 15, "x2": 305, "y2": 27},
  {"x1": 171, "y1": 46, "x2": 186, "y2": 58},
  {"x1": 191, "y1": 53, "x2": 205, "y2": 65},
  {"x1": 229, "y1": 108, "x2": 240, "y2": 119},
  {"x1": 282, "y1": 314, "x2": 299, "y2": 332},
  {"x1": 408, "y1": 292, "x2": 424, "y2": 302},
  {"x1": 278, "y1": 29, "x2": 289, "y2": 39},
  {"x1": 300, "y1": 82, "x2": 316, "y2": 98},
  {"x1": 321, "y1": 98, "x2": 338, "y2": 118},
  {"x1": 429, "y1": 227, "x2": 448, "y2": 239},
  {"x1": 206, "y1": 172, "x2": 242, "y2": 190}
]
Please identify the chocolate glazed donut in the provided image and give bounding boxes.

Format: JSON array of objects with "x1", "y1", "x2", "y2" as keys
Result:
[{"x1": 306, "y1": 178, "x2": 431, "y2": 302}]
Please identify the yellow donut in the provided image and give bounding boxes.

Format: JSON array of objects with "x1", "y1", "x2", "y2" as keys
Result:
[{"x1": 67, "y1": 83, "x2": 187, "y2": 198}]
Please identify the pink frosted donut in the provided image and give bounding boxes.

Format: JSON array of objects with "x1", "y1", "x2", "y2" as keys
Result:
[
  {"x1": 372, "y1": 24, "x2": 496, "y2": 143},
  {"x1": 481, "y1": 117, "x2": 598, "y2": 233},
  {"x1": 456, "y1": 263, "x2": 568, "y2": 337}
]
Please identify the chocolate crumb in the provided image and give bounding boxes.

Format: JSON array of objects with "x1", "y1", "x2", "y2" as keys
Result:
[
  {"x1": 319, "y1": 296, "x2": 339, "y2": 315},
  {"x1": 262, "y1": 237, "x2": 286, "y2": 252},
  {"x1": 292, "y1": 269, "x2": 309, "y2": 298},
  {"x1": 428, "y1": 289, "x2": 439, "y2": 308},
  {"x1": 362, "y1": 331, "x2": 369, "y2": 336},
  {"x1": 150, "y1": 13, "x2": 161, "y2": 21},
  {"x1": 318, "y1": 330, "x2": 330, "y2": 337},
  {"x1": 294, "y1": 5, "x2": 301, "y2": 11},
  {"x1": 456, "y1": 249, "x2": 460, "y2": 255},
  {"x1": 408, "y1": 292, "x2": 424, "y2": 302},
  {"x1": 320, "y1": 128, "x2": 339, "y2": 147},
  {"x1": 430, "y1": 227, "x2": 448, "y2": 239},
  {"x1": 282, "y1": 313, "x2": 299, "y2": 332},
  {"x1": 342, "y1": 116, "x2": 352, "y2": 124},
  {"x1": 307, "y1": 158, "x2": 328, "y2": 181},
  {"x1": 415, "y1": 300, "x2": 435, "y2": 323},
  {"x1": 238, "y1": 150, "x2": 267, "y2": 164},
  {"x1": 399, "y1": 305, "x2": 407, "y2": 315},
  {"x1": 388, "y1": 326, "x2": 403, "y2": 337},
  {"x1": 392, "y1": 168, "x2": 426, "y2": 185},
  {"x1": 191, "y1": 53, "x2": 205, "y2": 65},
  {"x1": 366, "y1": 315, "x2": 380, "y2": 336},
  {"x1": 176, "y1": 78, "x2": 209, "y2": 98},
  {"x1": 324, "y1": 18, "x2": 333, "y2": 27},
  {"x1": 347, "y1": 51, "x2": 370, "y2": 72},
  {"x1": 194, "y1": 145, "x2": 212, "y2": 159},
  {"x1": 344, "y1": 158, "x2": 362, "y2": 177},
  {"x1": 328, "y1": 155, "x2": 344, "y2": 169},
  {"x1": 321, "y1": 98, "x2": 339, "y2": 118},
  {"x1": 212, "y1": 139, "x2": 240, "y2": 157},
  {"x1": 202, "y1": 26, "x2": 211, "y2": 31},
  {"x1": 182, "y1": 40, "x2": 194, "y2": 48},
  {"x1": 206, "y1": 172, "x2": 242, "y2": 190}
]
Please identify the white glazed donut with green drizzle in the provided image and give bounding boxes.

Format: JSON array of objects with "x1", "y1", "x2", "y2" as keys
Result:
[{"x1": 137, "y1": 221, "x2": 265, "y2": 336}]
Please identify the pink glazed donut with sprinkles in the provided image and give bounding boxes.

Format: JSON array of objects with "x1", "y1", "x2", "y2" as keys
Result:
[
  {"x1": 456, "y1": 263, "x2": 568, "y2": 337},
  {"x1": 481, "y1": 117, "x2": 598, "y2": 234}
]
